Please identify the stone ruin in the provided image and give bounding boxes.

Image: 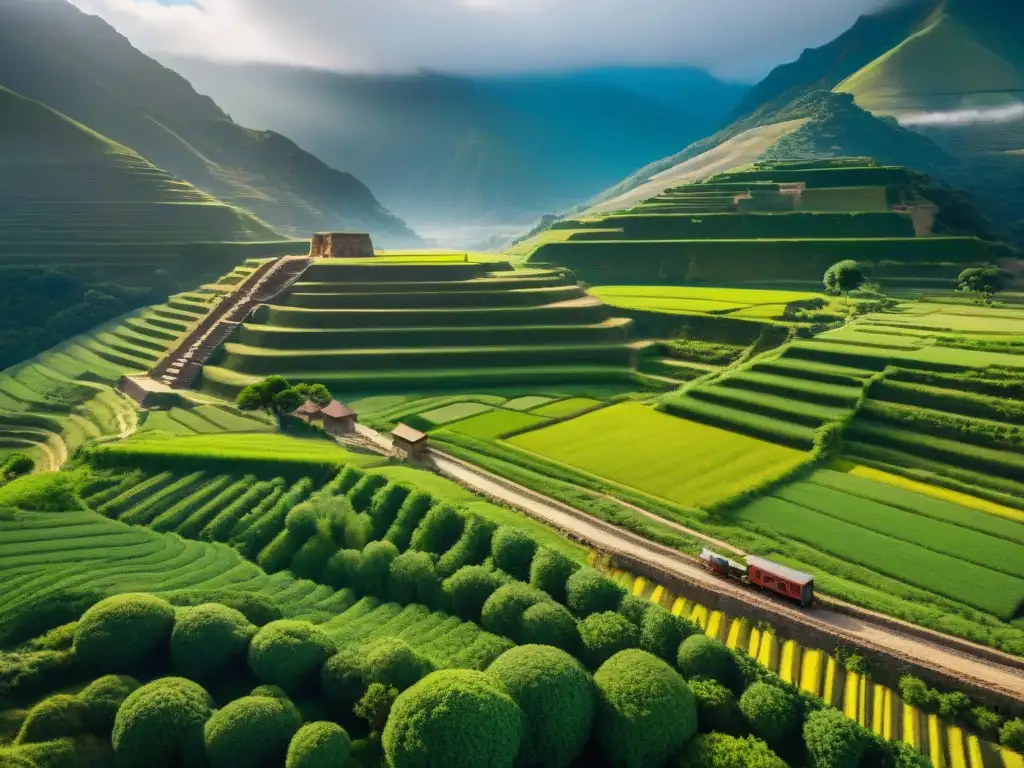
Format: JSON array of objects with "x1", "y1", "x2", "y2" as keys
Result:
[{"x1": 309, "y1": 232, "x2": 375, "y2": 259}]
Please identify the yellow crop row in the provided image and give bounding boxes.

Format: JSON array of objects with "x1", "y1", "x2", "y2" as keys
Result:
[{"x1": 594, "y1": 556, "x2": 1022, "y2": 768}]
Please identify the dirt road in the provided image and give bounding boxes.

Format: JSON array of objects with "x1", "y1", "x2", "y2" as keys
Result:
[{"x1": 430, "y1": 451, "x2": 1024, "y2": 704}]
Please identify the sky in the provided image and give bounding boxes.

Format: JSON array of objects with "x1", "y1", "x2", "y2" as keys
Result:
[{"x1": 68, "y1": 0, "x2": 902, "y2": 82}]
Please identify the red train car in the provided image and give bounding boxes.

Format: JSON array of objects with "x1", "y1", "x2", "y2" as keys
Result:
[{"x1": 746, "y1": 556, "x2": 814, "y2": 607}]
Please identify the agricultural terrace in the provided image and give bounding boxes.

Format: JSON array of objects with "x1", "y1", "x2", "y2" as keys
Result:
[
  {"x1": 508, "y1": 402, "x2": 807, "y2": 509},
  {"x1": 591, "y1": 285, "x2": 844, "y2": 320},
  {"x1": 597, "y1": 553, "x2": 1024, "y2": 768},
  {"x1": 200, "y1": 260, "x2": 662, "y2": 397},
  {"x1": 517, "y1": 159, "x2": 1012, "y2": 290}
]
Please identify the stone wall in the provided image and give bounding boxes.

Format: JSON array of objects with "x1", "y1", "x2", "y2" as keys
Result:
[{"x1": 309, "y1": 232, "x2": 375, "y2": 259}]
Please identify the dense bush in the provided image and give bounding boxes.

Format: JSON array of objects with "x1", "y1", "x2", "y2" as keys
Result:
[
  {"x1": 387, "y1": 551, "x2": 443, "y2": 608},
  {"x1": 0, "y1": 649, "x2": 76, "y2": 706},
  {"x1": 320, "y1": 647, "x2": 367, "y2": 717},
  {"x1": 321, "y1": 549, "x2": 362, "y2": 590},
  {"x1": 443, "y1": 565, "x2": 508, "y2": 621},
  {"x1": 529, "y1": 547, "x2": 579, "y2": 603},
  {"x1": 383, "y1": 670, "x2": 523, "y2": 768},
  {"x1": 437, "y1": 516, "x2": 496, "y2": 577},
  {"x1": 802, "y1": 707, "x2": 866, "y2": 768},
  {"x1": 1001, "y1": 718, "x2": 1024, "y2": 751},
  {"x1": 640, "y1": 604, "x2": 689, "y2": 662},
  {"x1": 355, "y1": 682, "x2": 399, "y2": 732},
  {"x1": 565, "y1": 568, "x2": 626, "y2": 618},
  {"x1": 15, "y1": 694, "x2": 88, "y2": 744},
  {"x1": 520, "y1": 602, "x2": 579, "y2": 652},
  {"x1": 369, "y1": 483, "x2": 410, "y2": 539},
  {"x1": 689, "y1": 678, "x2": 745, "y2": 736},
  {"x1": 77, "y1": 674, "x2": 140, "y2": 736},
  {"x1": 617, "y1": 595, "x2": 649, "y2": 627},
  {"x1": 286, "y1": 721, "x2": 351, "y2": 768},
  {"x1": 677, "y1": 635, "x2": 740, "y2": 691},
  {"x1": 480, "y1": 582, "x2": 550, "y2": 641},
  {"x1": 678, "y1": 733, "x2": 786, "y2": 768},
  {"x1": 285, "y1": 501, "x2": 321, "y2": 539},
  {"x1": 739, "y1": 682, "x2": 801, "y2": 752},
  {"x1": 290, "y1": 535, "x2": 338, "y2": 581},
  {"x1": 579, "y1": 612, "x2": 639, "y2": 669},
  {"x1": 491, "y1": 526, "x2": 538, "y2": 581},
  {"x1": 487, "y1": 645, "x2": 595, "y2": 768},
  {"x1": 170, "y1": 604, "x2": 257, "y2": 683},
  {"x1": 74, "y1": 594, "x2": 175, "y2": 674},
  {"x1": 203, "y1": 695, "x2": 302, "y2": 768},
  {"x1": 409, "y1": 504, "x2": 465, "y2": 555},
  {"x1": 593, "y1": 649, "x2": 697, "y2": 768},
  {"x1": 248, "y1": 621, "x2": 337, "y2": 694},
  {"x1": 112, "y1": 677, "x2": 213, "y2": 768},
  {"x1": 359, "y1": 540, "x2": 400, "y2": 596},
  {"x1": 363, "y1": 637, "x2": 434, "y2": 691},
  {"x1": 347, "y1": 474, "x2": 389, "y2": 513},
  {"x1": 165, "y1": 590, "x2": 282, "y2": 626},
  {"x1": 384, "y1": 491, "x2": 433, "y2": 550}
]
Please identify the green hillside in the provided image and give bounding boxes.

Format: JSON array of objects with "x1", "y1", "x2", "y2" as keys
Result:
[
  {"x1": 0, "y1": 0, "x2": 418, "y2": 245},
  {"x1": 522, "y1": 158, "x2": 1011, "y2": 288},
  {"x1": 200, "y1": 258, "x2": 655, "y2": 397}
]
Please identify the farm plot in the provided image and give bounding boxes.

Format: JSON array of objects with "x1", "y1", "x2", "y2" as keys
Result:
[
  {"x1": 417, "y1": 401, "x2": 494, "y2": 425},
  {"x1": 444, "y1": 410, "x2": 552, "y2": 441},
  {"x1": 590, "y1": 286, "x2": 824, "y2": 317},
  {"x1": 734, "y1": 489, "x2": 1024, "y2": 620},
  {"x1": 529, "y1": 397, "x2": 604, "y2": 419},
  {"x1": 509, "y1": 402, "x2": 808, "y2": 509}
]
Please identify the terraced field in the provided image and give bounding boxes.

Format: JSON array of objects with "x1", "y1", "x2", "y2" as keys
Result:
[
  {"x1": 591, "y1": 285, "x2": 832, "y2": 320},
  {"x1": 596, "y1": 553, "x2": 1024, "y2": 768},
  {"x1": 200, "y1": 259, "x2": 656, "y2": 396}
]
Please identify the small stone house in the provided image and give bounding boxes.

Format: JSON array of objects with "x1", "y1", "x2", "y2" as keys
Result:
[
  {"x1": 392, "y1": 423, "x2": 429, "y2": 460},
  {"x1": 319, "y1": 400, "x2": 358, "y2": 436},
  {"x1": 290, "y1": 400, "x2": 322, "y2": 423}
]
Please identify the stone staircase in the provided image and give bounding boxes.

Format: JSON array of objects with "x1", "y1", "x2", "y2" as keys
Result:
[{"x1": 150, "y1": 255, "x2": 313, "y2": 390}]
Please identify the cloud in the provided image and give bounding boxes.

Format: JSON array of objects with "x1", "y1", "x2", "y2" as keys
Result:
[
  {"x1": 67, "y1": 0, "x2": 898, "y2": 81},
  {"x1": 899, "y1": 102, "x2": 1024, "y2": 127}
]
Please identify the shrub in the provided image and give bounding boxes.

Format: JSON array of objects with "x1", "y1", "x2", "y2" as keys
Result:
[
  {"x1": 529, "y1": 548, "x2": 579, "y2": 603},
  {"x1": 369, "y1": 483, "x2": 410, "y2": 539},
  {"x1": 520, "y1": 602, "x2": 579, "y2": 653},
  {"x1": 0, "y1": 472, "x2": 80, "y2": 512},
  {"x1": 802, "y1": 707, "x2": 865, "y2": 768},
  {"x1": 382, "y1": 669, "x2": 523, "y2": 768},
  {"x1": 285, "y1": 502, "x2": 321, "y2": 539},
  {"x1": 251, "y1": 685, "x2": 291, "y2": 699},
  {"x1": 677, "y1": 635, "x2": 740, "y2": 691},
  {"x1": 678, "y1": 733, "x2": 787, "y2": 768},
  {"x1": 74, "y1": 594, "x2": 175, "y2": 675},
  {"x1": 437, "y1": 516, "x2": 496, "y2": 577},
  {"x1": 689, "y1": 678, "x2": 745, "y2": 735},
  {"x1": 15, "y1": 694, "x2": 88, "y2": 744},
  {"x1": 111, "y1": 677, "x2": 213, "y2": 768},
  {"x1": 938, "y1": 691, "x2": 971, "y2": 719},
  {"x1": 170, "y1": 604, "x2": 257, "y2": 683},
  {"x1": 1001, "y1": 718, "x2": 1024, "y2": 751},
  {"x1": 487, "y1": 645, "x2": 595, "y2": 768},
  {"x1": 320, "y1": 647, "x2": 367, "y2": 717},
  {"x1": 490, "y1": 526, "x2": 538, "y2": 581},
  {"x1": 286, "y1": 722, "x2": 351, "y2": 768},
  {"x1": 359, "y1": 540, "x2": 400, "y2": 597},
  {"x1": 354, "y1": 683, "x2": 398, "y2": 733},
  {"x1": 330, "y1": 465, "x2": 365, "y2": 495},
  {"x1": 290, "y1": 534, "x2": 338, "y2": 581},
  {"x1": 0, "y1": 649, "x2": 76, "y2": 706},
  {"x1": 248, "y1": 621, "x2": 337, "y2": 694},
  {"x1": 363, "y1": 637, "x2": 434, "y2": 691},
  {"x1": 565, "y1": 568, "x2": 625, "y2": 618},
  {"x1": 480, "y1": 583, "x2": 550, "y2": 641},
  {"x1": 897, "y1": 676, "x2": 936, "y2": 709},
  {"x1": 384, "y1": 491, "x2": 433, "y2": 550},
  {"x1": 617, "y1": 595, "x2": 649, "y2": 627},
  {"x1": 203, "y1": 695, "x2": 302, "y2": 768},
  {"x1": 739, "y1": 682, "x2": 801, "y2": 751},
  {"x1": 347, "y1": 474, "x2": 389, "y2": 513},
  {"x1": 639, "y1": 605, "x2": 685, "y2": 662},
  {"x1": 77, "y1": 674, "x2": 140, "y2": 736},
  {"x1": 409, "y1": 504, "x2": 465, "y2": 555},
  {"x1": 443, "y1": 565, "x2": 508, "y2": 621},
  {"x1": 579, "y1": 612, "x2": 640, "y2": 669},
  {"x1": 388, "y1": 551, "x2": 443, "y2": 608},
  {"x1": 593, "y1": 649, "x2": 697, "y2": 768},
  {"x1": 321, "y1": 549, "x2": 362, "y2": 590},
  {"x1": 165, "y1": 590, "x2": 282, "y2": 626}
]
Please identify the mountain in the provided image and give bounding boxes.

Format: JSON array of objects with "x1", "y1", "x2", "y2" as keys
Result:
[
  {"x1": 584, "y1": 0, "x2": 1024, "y2": 246},
  {"x1": 164, "y1": 59, "x2": 747, "y2": 224},
  {"x1": 0, "y1": 0, "x2": 418, "y2": 245}
]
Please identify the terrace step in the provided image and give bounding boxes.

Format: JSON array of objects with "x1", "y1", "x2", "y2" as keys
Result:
[
  {"x1": 661, "y1": 396, "x2": 817, "y2": 450},
  {"x1": 687, "y1": 383, "x2": 845, "y2": 427},
  {"x1": 283, "y1": 284, "x2": 585, "y2": 310},
  {"x1": 291, "y1": 271, "x2": 570, "y2": 294},
  {"x1": 718, "y1": 371, "x2": 863, "y2": 407},
  {"x1": 754, "y1": 358, "x2": 875, "y2": 385}
]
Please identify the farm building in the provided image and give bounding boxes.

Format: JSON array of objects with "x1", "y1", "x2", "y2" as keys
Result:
[
  {"x1": 392, "y1": 423, "x2": 429, "y2": 460},
  {"x1": 319, "y1": 400, "x2": 358, "y2": 436},
  {"x1": 309, "y1": 232, "x2": 375, "y2": 259},
  {"x1": 290, "y1": 400, "x2": 322, "y2": 423}
]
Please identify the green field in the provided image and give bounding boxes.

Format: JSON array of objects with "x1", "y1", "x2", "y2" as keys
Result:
[
  {"x1": 591, "y1": 286, "x2": 826, "y2": 318},
  {"x1": 509, "y1": 402, "x2": 808, "y2": 509},
  {"x1": 416, "y1": 401, "x2": 494, "y2": 425},
  {"x1": 529, "y1": 397, "x2": 605, "y2": 419},
  {"x1": 444, "y1": 410, "x2": 552, "y2": 441}
]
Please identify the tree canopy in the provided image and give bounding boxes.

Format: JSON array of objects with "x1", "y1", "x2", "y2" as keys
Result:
[
  {"x1": 957, "y1": 265, "x2": 1010, "y2": 303},
  {"x1": 823, "y1": 260, "x2": 865, "y2": 298}
]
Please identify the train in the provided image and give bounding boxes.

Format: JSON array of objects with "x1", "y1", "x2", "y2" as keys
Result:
[{"x1": 699, "y1": 548, "x2": 815, "y2": 607}]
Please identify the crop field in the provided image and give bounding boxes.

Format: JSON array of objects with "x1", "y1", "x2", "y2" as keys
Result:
[
  {"x1": 502, "y1": 395, "x2": 554, "y2": 410},
  {"x1": 509, "y1": 402, "x2": 808, "y2": 508},
  {"x1": 416, "y1": 401, "x2": 493, "y2": 425},
  {"x1": 595, "y1": 553, "x2": 1023, "y2": 768},
  {"x1": 591, "y1": 285, "x2": 826, "y2": 318},
  {"x1": 443, "y1": 409, "x2": 552, "y2": 441},
  {"x1": 137, "y1": 405, "x2": 273, "y2": 435},
  {"x1": 733, "y1": 469, "x2": 1024, "y2": 620},
  {"x1": 528, "y1": 396, "x2": 605, "y2": 419}
]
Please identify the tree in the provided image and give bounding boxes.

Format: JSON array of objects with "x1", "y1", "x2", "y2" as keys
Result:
[
  {"x1": 354, "y1": 683, "x2": 399, "y2": 733},
  {"x1": 1000, "y1": 718, "x2": 1024, "y2": 752},
  {"x1": 1, "y1": 453, "x2": 33, "y2": 481},
  {"x1": 293, "y1": 383, "x2": 332, "y2": 407},
  {"x1": 273, "y1": 388, "x2": 305, "y2": 418},
  {"x1": 235, "y1": 376, "x2": 311, "y2": 419},
  {"x1": 823, "y1": 260, "x2": 865, "y2": 300},
  {"x1": 957, "y1": 265, "x2": 1009, "y2": 304}
]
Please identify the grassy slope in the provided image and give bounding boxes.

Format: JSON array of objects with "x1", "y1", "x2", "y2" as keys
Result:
[{"x1": 0, "y1": 86, "x2": 281, "y2": 248}]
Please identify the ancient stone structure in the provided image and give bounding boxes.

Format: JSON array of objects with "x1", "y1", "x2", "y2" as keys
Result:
[{"x1": 309, "y1": 232, "x2": 375, "y2": 259}]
